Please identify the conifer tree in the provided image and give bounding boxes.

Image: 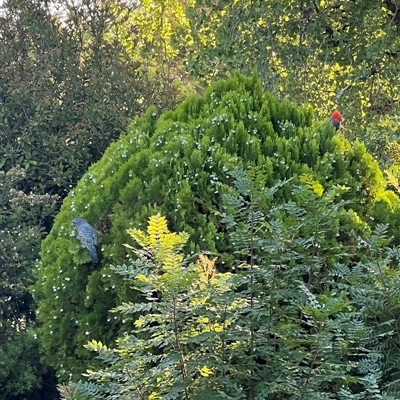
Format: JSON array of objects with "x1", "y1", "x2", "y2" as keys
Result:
[{"x1": 32, "y1": 73, "x2": 400, "y2": 379}]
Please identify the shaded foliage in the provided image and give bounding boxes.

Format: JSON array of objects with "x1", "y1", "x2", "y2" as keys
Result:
[
  {"x1": 0, "y1": 165, "x2": 60, "y2": 398},
  {"x1": 0, "y1": 324, "x2": 58, "y2": 400},
  {"x1": 0, "y1": 0, "x2": 146, "y2": 195}
]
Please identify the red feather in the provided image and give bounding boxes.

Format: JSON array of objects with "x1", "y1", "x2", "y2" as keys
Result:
[
  {"x1": 331, "y1": 110, "x2": 342, "y2": 123},
  {"x1": 330, "y1": 110, "x2": 342, "y2": 130}
]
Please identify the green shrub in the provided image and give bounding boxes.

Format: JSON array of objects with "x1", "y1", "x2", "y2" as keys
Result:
[
  {"x1": 63, "y1": 182, "x2": 400, "y2": 399},
  {"x1": 32, "y1": 73, "x2": 398, "y2": 379},
  {"x1": 0, "y1": 324, "x2": 58, "y2": 400}
]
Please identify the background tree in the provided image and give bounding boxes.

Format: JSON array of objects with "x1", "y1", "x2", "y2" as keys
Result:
[
  {"x1": 101, "y1": 0, "x2": 197, "y2": 106},
  {"x1": 0, "y1": 324, "x2": 58, "y2": 400},
  {"x1": 1, "y1": 0, "x2": 156, "y2": 195},
  {"x1": 187, "y1": 0, "x2": 400, "y2": 155},
  {"x1": 33, "y1": 73, "x2": 400, "y2": 380},
  {"x1": 0, "y1": 165, "x2": 59, "y2": 399}
]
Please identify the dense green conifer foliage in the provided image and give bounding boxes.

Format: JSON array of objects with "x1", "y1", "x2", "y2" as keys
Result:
[{"x1": 33, "y1": 74, "x2": 399, "y2": 379}]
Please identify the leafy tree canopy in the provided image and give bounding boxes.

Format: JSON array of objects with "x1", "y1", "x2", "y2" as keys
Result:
[
  {"x1": 0, "y1": 0, "x2": 192, "y2": 196},
  {"x1": 187, "y1": 0, "x2": 400, "y2": 151}
]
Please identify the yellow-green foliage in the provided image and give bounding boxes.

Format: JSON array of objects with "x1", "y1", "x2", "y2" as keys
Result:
[
  {"x1": 125, "y1": 214, "x2": 190, "y2": 272},
  {"x1": 32, "y1": 73, "x2": 398, "y2": 378}
]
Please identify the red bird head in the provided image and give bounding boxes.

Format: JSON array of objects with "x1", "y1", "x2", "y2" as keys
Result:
[{"x1": 330, "y1": 110, "x2": 343, "y2": 130}]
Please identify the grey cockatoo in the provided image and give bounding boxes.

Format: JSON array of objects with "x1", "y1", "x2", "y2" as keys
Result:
[{"x1": 72, "y1": 218, "x2": 99, "y2": 264}]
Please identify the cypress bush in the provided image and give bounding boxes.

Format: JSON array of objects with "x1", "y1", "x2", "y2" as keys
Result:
[{"x1": 32, "y1": 73, "x2": 399, "y2": 378}]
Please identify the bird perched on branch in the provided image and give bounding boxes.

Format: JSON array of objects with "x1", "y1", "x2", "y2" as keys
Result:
[
  {"x1": 72, "y1": 218, "x2": 99, "y2": 264},
  {"x1": 330, "y1": 110, "x2": 343, "y2": 130}
]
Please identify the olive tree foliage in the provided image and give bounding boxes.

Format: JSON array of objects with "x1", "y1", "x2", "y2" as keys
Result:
[
  {"x1": 0, "y1": 0, "x2": 188, "y2": 196},
  {"x1": 33, "y1": 73, "x2": 400, "y2": 380},
  {"x1": 187, "y1": 0, "x2": 400, "y2": 150},
  {"x1": 61, "y1": 184, "x2": 400, "y2": 399}
]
